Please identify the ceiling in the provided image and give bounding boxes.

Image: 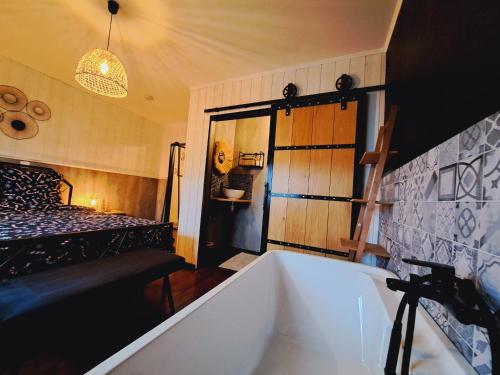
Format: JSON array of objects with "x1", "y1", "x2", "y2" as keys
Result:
[{"x1": 0, "y1": 0, "x2": 397, "y2": 125}]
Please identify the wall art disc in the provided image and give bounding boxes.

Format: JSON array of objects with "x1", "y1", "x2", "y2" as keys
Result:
[
  {"x1": 26, "y1": 100, "x2": 51, "y2": 121},
  {"x1": 0, "y1": 110, "x2": 39, "y2": 139},
  {"x1": 0, "y1": 85, "x2": 28, "y2": 111}
]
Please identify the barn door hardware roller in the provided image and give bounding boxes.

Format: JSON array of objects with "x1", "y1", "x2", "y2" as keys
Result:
[
  {"x1": 336, "y1": 74, "x2": 353, "y2": 110},
  {"x1": 282, "y1": 83, "x2": 298, "y2": 116}
]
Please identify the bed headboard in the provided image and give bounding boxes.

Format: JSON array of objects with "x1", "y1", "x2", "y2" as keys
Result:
[{"x1": 0, "y1": 160, "x2": 73, "y2": 205}]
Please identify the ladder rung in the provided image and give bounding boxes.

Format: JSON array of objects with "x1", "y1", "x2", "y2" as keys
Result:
[
  {"x1": 350, "y1": 198, "x2": 394, "y2": 205},
  {"x1": 359, "y1": 151, "x2": 398, "y2": 165},
  {"x1": 340, "y1": 239, "x2": 390, "y2": 258}
]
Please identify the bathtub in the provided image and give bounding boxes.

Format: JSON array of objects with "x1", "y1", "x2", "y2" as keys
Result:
[{"x1": 89, "y1": 251, "x2": 475, "y2": 375}]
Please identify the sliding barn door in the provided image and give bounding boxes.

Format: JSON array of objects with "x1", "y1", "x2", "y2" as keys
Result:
[{"x1": 266, "y1": 100, "x2": 363, "y2": 257}]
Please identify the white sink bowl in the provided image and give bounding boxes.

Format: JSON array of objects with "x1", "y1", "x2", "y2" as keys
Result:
[{"x1": 223, "y1": 188, "x2": 245, "y2": 199}]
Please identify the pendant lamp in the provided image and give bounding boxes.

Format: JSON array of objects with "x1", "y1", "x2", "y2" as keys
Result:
[{"x1": 75, "y1": 0, "x2": 128, "y2": 98}]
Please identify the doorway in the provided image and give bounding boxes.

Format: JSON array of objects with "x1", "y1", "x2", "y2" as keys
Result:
[{"x1": 198, "y1": 109, "x2": 276, "y2": 266}]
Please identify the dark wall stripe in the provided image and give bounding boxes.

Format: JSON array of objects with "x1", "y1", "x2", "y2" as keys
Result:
[{"x1": 267, "y1": 239, "x2": 350, "y2": 258}]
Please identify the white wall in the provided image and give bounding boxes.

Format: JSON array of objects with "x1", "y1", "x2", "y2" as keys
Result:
[
  {"x1": 0, "y1": 54, "x2": 185, "y2": 179},
  {"x1": 177, "y1": 50, "x2": 386, "y2": 265}
]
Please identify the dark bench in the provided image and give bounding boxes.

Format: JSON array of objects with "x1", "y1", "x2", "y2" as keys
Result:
[{"x1": 0, "y1": 248, "x2": 185, "y2": 323}]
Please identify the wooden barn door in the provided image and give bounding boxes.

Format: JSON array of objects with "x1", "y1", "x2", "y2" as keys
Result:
[{"x1": 266, "y1": 98, "x2": 364, "y2": 258}]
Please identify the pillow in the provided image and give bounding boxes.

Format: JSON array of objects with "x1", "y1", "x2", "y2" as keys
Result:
[{"x1": 0, "y1": 165, "x2": 63, "y2": 210}]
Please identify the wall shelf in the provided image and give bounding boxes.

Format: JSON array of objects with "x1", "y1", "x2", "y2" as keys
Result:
[{"x1": 238, "y1": 152, "x2": 264, "y2": 169}]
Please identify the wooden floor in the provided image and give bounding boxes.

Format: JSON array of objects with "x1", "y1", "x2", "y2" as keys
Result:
[{"x1": 9, "y1": 266, "x2": 235, "y2": 375}]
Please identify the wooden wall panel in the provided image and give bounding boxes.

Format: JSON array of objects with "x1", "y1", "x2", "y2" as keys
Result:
[
  {"x1": 288, "y1": 150, "x2": 310, "y2": 194},
  {"x1": 308, "y1": 150, "x2": 332, "y2": 195},
  {"x1": 327, "y1": 202, "x2": 352, "y2": 250},
  {"x1": 305, "y1": 200, "x2": 329, "y2": 248},
  {"x1": 272, "y1": 151, "x2": 291, "y2": 192},
  {"x1": 330, "y1": 149, "x2": 355, "y2": 197},
  {"x1": 312, "y1": 105, "x2": 335, "y2": 144},
  {"x1": 275, "y1": 109, "x2": 293, "y2": 146},
  {"x1": 0, "y1": 161, "x2": 163, "y2": 220},
  {"x1": 271, "y1": 100, "x2": 357, "y2": 253},
  {"x1": 178, "y1": 51, "x2": 386, "y2": 264},
  {"x1": 268, "y1": 197, "x2": 287, "y2": 241},
  {"x1": 291, "y1": 107, "x2": 314, "y2": 146},
  {"x1": 333, "y1": 102, "x2": 358, "y2": 144},
  {"x1": 0, "y1": 55, "x2": 178, "y2": 180},
  {"x1": 284, "y1": 199, "x2": 307, "y2": 245}
]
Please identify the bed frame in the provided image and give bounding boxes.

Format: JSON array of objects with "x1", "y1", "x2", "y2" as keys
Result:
[
  {"x1": 0, "y1": 161, "x2": 73, "y2": 204},
  {"x1": 0, "y1": 161, "x2": 174, "y2": 280}
]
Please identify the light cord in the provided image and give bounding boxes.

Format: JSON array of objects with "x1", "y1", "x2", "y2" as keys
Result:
[{"x1": 106, "y1": 14, "x2": 113, "y2": 50}]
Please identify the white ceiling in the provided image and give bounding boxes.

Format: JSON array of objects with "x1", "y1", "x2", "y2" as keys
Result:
[{"x1": 0, "y1": 0, "x2": 397, "y2": 125}]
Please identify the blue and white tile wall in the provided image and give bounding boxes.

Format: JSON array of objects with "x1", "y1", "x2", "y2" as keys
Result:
[{"x1": 378, "y1": 110, "x2": 500, "y2": 374}]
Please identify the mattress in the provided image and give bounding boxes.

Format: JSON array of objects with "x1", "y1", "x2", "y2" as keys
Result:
[
  {"x1": 0, "y1": 205, "x2": 156, "y2": 241},
  {"x1": 0, "y1": 205, "x2": 172, "y2": 280}
]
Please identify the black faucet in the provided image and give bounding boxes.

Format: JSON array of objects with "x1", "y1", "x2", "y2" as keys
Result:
[{"x1": 385, "y1": 258, "x2": 500, "y2": 375}]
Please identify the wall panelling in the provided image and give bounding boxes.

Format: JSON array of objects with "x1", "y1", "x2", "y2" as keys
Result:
[{"x1": 177, "y1": 50, "x2": 387, "y2": 264}]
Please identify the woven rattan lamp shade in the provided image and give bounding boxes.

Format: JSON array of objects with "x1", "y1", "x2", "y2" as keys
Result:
[{"x1": 75, "y1": 48, "x2": 128, "y2": 98}]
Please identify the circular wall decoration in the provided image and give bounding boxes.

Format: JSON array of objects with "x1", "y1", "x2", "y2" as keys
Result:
[
  {"x1": 214, "y1": 141, "x2": 233, "y2": 175},
  {"x1": 0, "y1": 111, "x2": 39, "y2": 140},
  {"x1": 0, "y1": 85, "x2": 28, "y2": 111},
  {"x1": 0, "y1": 85, "x2": 51, "y2": 140},
  {"x1": 26, "y1": 100, "x2": 51, "y2": 121}
]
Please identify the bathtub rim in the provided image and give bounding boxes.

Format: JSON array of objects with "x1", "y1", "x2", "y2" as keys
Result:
[{"x1": 86, "y1": 250, "x2": 474, "y2": 375}]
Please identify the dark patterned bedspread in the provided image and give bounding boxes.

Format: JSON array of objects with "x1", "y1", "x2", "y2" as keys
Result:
[
  {"x1": 0, "y1": 206, "x2": 173, "y2": 280},
  {"x1": 0, "y1": 205, "x2": 156, "y2": 240}
]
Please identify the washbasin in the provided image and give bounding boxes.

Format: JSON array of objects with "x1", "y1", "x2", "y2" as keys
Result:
[{"x1": 223, "y1": 188, "x2": 245, "y2": 199}]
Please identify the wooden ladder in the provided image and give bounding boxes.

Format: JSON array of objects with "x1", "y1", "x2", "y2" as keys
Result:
[{"x1": 340, "y1": 105, "x2": 399, "y2": 262}]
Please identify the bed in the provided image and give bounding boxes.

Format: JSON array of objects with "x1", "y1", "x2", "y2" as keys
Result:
[{"x1": 0, "y1": 162, "x2": 173, "y2": 280}]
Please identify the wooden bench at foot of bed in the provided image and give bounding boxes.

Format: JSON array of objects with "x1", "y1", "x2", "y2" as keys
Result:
[
  {"x1": 0, "y1": 248, "x2": 185, "y2": 373},
  {"x1": 0, "y1": 249, "x2": 185, "y2": 324}
]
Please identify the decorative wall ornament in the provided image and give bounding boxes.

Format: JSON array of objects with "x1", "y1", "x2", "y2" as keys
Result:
[
  {"x1": 213, "y1": 141, "x2": 233, "y2": 175},
  {"x1": 0, "y1": 85, "x2": 51, "y2": 140}
]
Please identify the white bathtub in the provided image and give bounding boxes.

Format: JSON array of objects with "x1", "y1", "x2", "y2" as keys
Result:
[{"x1": 89, "y1": 251, "x2": 475, "y2": 375}]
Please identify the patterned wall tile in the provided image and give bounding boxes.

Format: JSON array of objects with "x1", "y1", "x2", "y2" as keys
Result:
[
  {"x1": 421, "y1": 232, "x2": 435, "y2": 261},
  {"x1": 422, "y1": 171, "x2": 438, "y2": 201},
  {"x1": 394, "y1": 222, "x2": 404, "y2": 244},
  {"x1": 392, "y1": 201, "x2": 403, "y2": 224},
  {"x1": 387, "y1": 243, "x2": 402, "y2": 274},
  {"x1": 403, "y1": 225, "x2": 412, "y2": 250},
  {"x1": 455, "y1": 202, "x2": 481, "y2": 249},
  {"x1": 484, "y1": 110, "x2": 500, "y2": 151},
  {"x1": 477, "y1": 251, "x2": 500, "y2": 310},
  {"x1": 480, "y1": 202, "x2": 500, "y2": 256},
  {"x1": 448, "y1": 325, "x2": 474, "y2": 363},
  {"x1": 421, "y1": 298, "x2": 449, "y2": 332},
  {"x1": 438, "y1": 164, "x2": 457, "y2": 201},
  {"x1": 411, "y1": 228, "x2": 423, "y2": 256},
  {"x1": 448, "y1": 313, "x2": 474, "y2": 349},
  {"x1": 414, "y1": 152, "x2": 428, "y2": 175},
  {"x1": 433, "y1": 237, "x2": 453, "y2": 264},
  {"x1": 399, "y1": 180, "x2": 408, "y2": 201},
  {"x1": 459, "y1": 121, "x2": 484, "y2": 160},
  {"x1": 401, "y1": 161, "x2": 414, "y2": 181},
  {"x1": 456, "y1": 155, "x2": 483, "y2": 201},
  {"x1": 409, "y1": 200, "x2": 420, "y2": 228},
  {"x1": 394, "y1": 167, "x2": 400, "y2": 183},
  {"x1": 421, "y1": 202, "x2": 436, "y2": 234},
  {"x1": 394, "y1": 182, "x2": 400, "y2": 201},
  {"x1": 439, "y1": 134, "x2": 459, "y2": 168},
  {"x1": 483, "y1": 148, "x2": 500, "y2": 201},
  {"x1": 473, "y1": 327, "x2": 492, "y2": 375},
  {"x1": 436, "y1": 201, "x2": 455, "y2": 240},
  {"x1": 452, "y1": 243, "x2": 477, "y2": 280},
  {"x1": 377, "y1": 110, "x2": 500, "y2": 374},
  {"x1": 427, "y1": 147, "x2": 439, "y2": 172}
]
